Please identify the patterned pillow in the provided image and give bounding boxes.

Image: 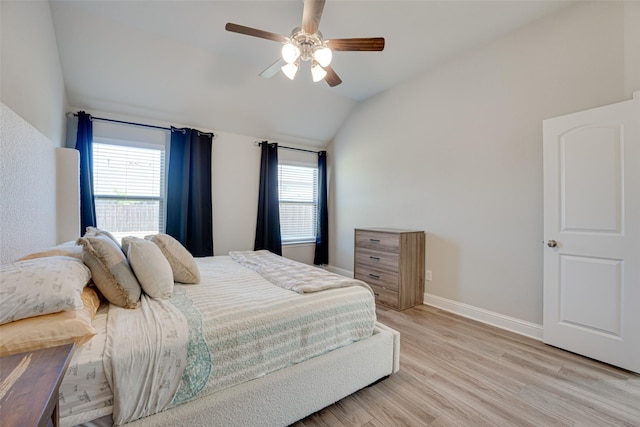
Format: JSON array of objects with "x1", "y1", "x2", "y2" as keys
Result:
[
  {"x1": 0, "y1": 287, "x2": 100, "y2": 356},
  {"x1": 145, "y1": 234, "x2": 201, "y2": 284},
  {"x1": 123, "y1": 237, "x2": 174, "y2": 299},
  {"x1": 77, "y1": 233, "x2": 141, "y2": 309},
  {"x1": 0, "y1": 256, "x2": 91, "y2": 325}
]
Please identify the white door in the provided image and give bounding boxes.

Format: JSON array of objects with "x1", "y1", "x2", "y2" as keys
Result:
[{"x1": 543, "y1": 96, "x2": 640, "y2": 373}]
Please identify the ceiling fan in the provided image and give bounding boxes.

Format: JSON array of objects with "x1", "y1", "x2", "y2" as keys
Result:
[{"x1": 225, "y1": 0, "x2": 384, "y2": 87}]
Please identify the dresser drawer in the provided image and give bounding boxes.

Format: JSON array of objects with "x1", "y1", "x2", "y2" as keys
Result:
[
  {"x1": 355, "y1": 266, "x2": 399, "y2": 291},
  {"x1": 369, "y1": 284, "x2": 399, "y2": 308},
  {"x1": 355, "y1": 230, "x2": 400, "y2": 253},
  {"x1": 354, "y1": 228, "x2": 425, "y2": 311},
  {"x1": 355, "y1": 248, "x2": 399, "y2": 272}
]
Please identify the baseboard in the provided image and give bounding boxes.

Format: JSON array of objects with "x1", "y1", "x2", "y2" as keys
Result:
[
  {"x1": 423, "y1": 293, "x2": 543, "y2": 341},
  {"x1": 325, "y1": 265, "x2": 542, "y2": 341}
]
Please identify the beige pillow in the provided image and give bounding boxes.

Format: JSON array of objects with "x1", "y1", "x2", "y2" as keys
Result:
[
  {"x1": 121, "y1": 236, "x2": 134, "y2": 255},
  {"x1": 0, "y1": 256, "x2": 91, "y2": 325},
  {"x1": 84, "y1": 226, "x2": 122, "y2": 250},
  {"x1": 77, "y1": 233, "x2": 141, "y2": 308},
  {"x1": 19, "y1": 241, "x2": 84, "y2": 261},
  {"x1": 120, "y1": 235, "x2": 143, "y2": 255},
  {"x1": 123, "y1": 237, "x2": 174, "y2": 299},
  {"x1": 0, "y1": 287, "x2": 100, "y2": 356},
  {"x1": 145, "y1": 234, "x2": 201, "y2": 284}
]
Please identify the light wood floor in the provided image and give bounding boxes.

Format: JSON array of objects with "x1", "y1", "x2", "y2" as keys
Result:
[{"x1": 293, "y1": 304, "x2": 640, "y2": 427}]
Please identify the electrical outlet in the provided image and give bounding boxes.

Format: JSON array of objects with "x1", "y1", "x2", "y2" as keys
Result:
[{"x1": 425, "y1": 270, "x2": 432, "y2": 281}]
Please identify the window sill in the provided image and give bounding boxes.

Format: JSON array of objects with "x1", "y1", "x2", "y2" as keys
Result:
[{"x1": 282, "y1": 241, "x2": 316, "y2": 247}]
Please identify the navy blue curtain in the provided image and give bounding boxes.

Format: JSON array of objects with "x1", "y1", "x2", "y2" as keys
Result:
[
  {"x1": 314, "y1": 151, "x2": 329, "y2": 265},
  {"x1": 254, "y1": 142, "x2": 282, "y2": 255},
  {"x1": 75, "y1": 111, "x2": 96, "y2": 235},
  {"x1": 166, "y1": 127, "x2": 214, "y2": 257}
]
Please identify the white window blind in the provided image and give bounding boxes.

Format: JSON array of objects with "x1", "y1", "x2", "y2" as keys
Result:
[
  {"x1": 93, "y1": 141, "x2": 165, "y2": 241},
  {"x1": 278, "y1": 164, "x2": 318, "y2": 244}
]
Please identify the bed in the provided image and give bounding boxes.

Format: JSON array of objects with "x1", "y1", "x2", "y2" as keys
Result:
[{"x1": 0, "y1": 232, "x2": 399, "y2": 426}]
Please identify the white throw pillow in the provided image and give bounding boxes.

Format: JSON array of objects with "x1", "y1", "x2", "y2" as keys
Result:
[
  {"x1": 0, "y1": 256, "x2": 91, "y2": 325},
  {"x1": 124, "y1": 237, "x2": 174, "y2": 299}
]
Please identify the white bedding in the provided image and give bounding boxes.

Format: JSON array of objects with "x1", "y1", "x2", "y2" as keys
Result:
[
  {"x1": 59, "y1": 305, "x2": 113, "y2": 426},
  {"x1": 62, "y1": 254, "x2": 377, "y2": 426},
  {"x1": 180, "y1": 256, "x2": 375, "y2": 402},
  {"x1": 106, "y1": 295, "x2": 189, "y2": 425}
]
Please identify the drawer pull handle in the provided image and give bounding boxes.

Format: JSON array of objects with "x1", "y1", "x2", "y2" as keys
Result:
[
  {"x1": 369, "y1": 239, "x2": 380, "y2": 243},
  {"x1": 369, "y1": 256, "x2": 380, "y2": 261},
  {"x1": 369, "y1": 273, "x2": 380, "y2": 280}
]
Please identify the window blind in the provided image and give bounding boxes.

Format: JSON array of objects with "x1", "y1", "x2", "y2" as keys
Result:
[
  {"x1": 93, "y1": 141, "x2": 165, "y2": 240},
  {"x1": 278, "y1": 164, "x2": 318, "y2": 243}
]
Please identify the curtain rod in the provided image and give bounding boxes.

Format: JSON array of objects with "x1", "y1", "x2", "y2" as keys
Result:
[
  {"x1": 72, "y1": 113, "x2": 171, "y2": 131},
  {"x1": 254, "y1": 140, "x2": 322, "y2": 154},
  {"x1": 71, "y1": 113, "x2": 215, "y2": 138}
]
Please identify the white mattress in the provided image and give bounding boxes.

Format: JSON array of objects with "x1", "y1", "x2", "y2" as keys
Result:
[{"x1": 59, "y1": 305, "x2": 113, "y2": 425}]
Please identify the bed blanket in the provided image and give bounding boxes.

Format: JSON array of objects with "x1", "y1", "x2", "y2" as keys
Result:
[
  {"x1": 172, "y1": 256, "x2": 376, "y2": 403},
  {"x1": 229, "y1": 250, "x2": 374, "y2": 295},
  {"x1": 104, "y1": 295, "x2": 188, "y2": 425},
  {"x1": 104, "y1": 255, "x2": 376, "y2": 425}
]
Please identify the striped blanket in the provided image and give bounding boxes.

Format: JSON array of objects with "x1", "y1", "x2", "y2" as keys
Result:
[
  {"x1": 106, "y1": 254, "x2": 376, "y2": 424},
  {"x1": 229, "y1": 250, "x2": 374, "y2": 295}
]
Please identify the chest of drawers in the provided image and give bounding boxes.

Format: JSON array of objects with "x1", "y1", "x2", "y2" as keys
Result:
[{"x1": 354, "y1": 228, "x2": 425, "y2": 310}]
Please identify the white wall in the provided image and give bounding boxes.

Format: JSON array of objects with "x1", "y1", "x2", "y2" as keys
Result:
[
  {"x1": 65, "y1": 109, "x2": 318, "y2": 263},
  {"x1": 1, "y1": 1, "x2": 67, "y2": 146},
  {"x1": 329, "y1": 2, "x2": 634, "y2": 325},
  {"x1": 211, "y1": 130, "x2": 320, "y2": 262},
  {"x1": 211, "y1": 131, "x2": 260, "y2": 256},
  {"x1": 213, "y1": 133, "x2": 320, "y2": 262},
  {"x1": 0, "y1": 104, "x2": 57, "y2": 264},
  {"x1": 0, "y1": 1, "x2": 69, "y2": 261}
]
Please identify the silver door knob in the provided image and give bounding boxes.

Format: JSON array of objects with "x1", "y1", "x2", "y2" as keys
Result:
[{"x1": 547, "y1": 240, "x2": 558, "y2": 248}]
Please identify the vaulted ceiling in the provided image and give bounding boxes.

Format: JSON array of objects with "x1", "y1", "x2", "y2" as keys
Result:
[{"x1": 50, "y1": 0, "x2": 571, "y2": 148}]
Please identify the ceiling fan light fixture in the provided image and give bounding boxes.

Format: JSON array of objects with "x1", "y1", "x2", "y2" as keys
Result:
[
  {"x1": 282, "y1": 42, "x2": 300, "y2": 64},
  {"x1": 311, "y1": 62, "x2": 327, "y2": 82},
  {"x1": 225, "y1": 0, "x2": 385, "y2": 88},
  {"x1": 281, "y1": 61, "x2": 299, "y2": 80},
  {"x1": 313, "y1": 46, "x2": 332, "y2": 67}
]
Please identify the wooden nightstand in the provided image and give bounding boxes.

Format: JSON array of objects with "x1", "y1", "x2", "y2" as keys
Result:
[
  {"x1": 354, "y1": 228, "x2": 425, "y2": 310},
  {"x1": 0, "y1": 343, "x2": 74, "y2": 427}
]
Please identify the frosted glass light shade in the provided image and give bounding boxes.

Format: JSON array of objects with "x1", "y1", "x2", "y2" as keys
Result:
[
  {"x1": 281, "y1": 62, "x2": 299, "y2": 80},
  {"x1": 282, "y1": 43, "x2": 300, "y2": 64},
  {"x1": 313, "y1": 47, "x2": 332, "y2": 67},
  {"x1": 311, "y1": 63, "x2": 327, "y2": 82}
]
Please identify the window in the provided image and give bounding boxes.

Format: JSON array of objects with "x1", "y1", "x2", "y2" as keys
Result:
[
  {"x1": 278, "y1": 164, "x2": 318, "y2": 244},
  {"x1": 93, "y1": 139, "x2": 165, "y2": 241}
]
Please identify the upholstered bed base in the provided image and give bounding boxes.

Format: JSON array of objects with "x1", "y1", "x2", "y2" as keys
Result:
[{"x1": 118, "y1": 322, "x2": 399, "y2": 427}]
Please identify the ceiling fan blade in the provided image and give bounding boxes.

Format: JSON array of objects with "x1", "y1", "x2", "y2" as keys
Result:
[
  {"x1": 326, "y1": 38, "x2": 385, "y2": 52},
  {"x1": 259, "y1": 58, "x2": 286, "y2": 79},
  {"x1": 323, "y1": 65, "x2": 342, "y2": 87},
  {"x1": 301, "y1": 0, "x2": 325, "y2": 34},
  {"x1": 225, "y1": 23, "x2": 288, "y2": 43}
]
